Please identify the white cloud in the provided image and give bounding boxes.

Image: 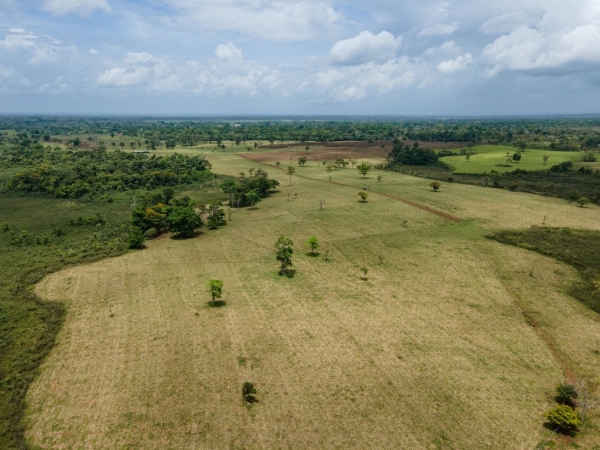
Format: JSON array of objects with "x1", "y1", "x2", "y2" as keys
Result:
[
  {"x1": 424, "y1": 40, "x2": 461, "y2": 56},
  {"x1": 479, "y1": 12, "x2": 530, "y2": 34},
  {"x1": 482, "y1": 0, "x2": 600, "y2": 74},
  {"x1": 301, "y1": 57, "x2": 426, "y2": 103},
  {"x1": 437, "y1": 53, "x2": 472, "y2": 73},
  {"x1": 418, "y1": 22, "x2": 460, "y2": 37},
  {"x1": 96, "y1": 45, "x2": 281, "y2": 97},
  {"x1": 161, "y1": 0, "x2": 344, "y2": 41},
  {"x1": 43, "y1": 0, "x2": 111, "y2": 16},
  {"x1": 0, "y1": 30, "x2": 76, "y2": 64},
  {"x1": 8, "y1": 28, "x2": 25, "y2": 33},
  {"x1": 215, "y1": 42, "x2": 244, "y2": 64},
  {"x1": 89, "y1": 48, "x2": 99, "y2": 55},
  {"x1": 329, "y1": 31, "x2": 402, "y2": 66}
]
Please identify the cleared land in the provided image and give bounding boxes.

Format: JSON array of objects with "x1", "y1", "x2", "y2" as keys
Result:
[{"x1": 26, "y1": 148, "x2": 600, "y2": 449}]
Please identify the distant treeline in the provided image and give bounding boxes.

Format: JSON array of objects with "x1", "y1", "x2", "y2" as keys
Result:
[{"x1": 2, "y1": 116, "x2": 600, "y2": 150}]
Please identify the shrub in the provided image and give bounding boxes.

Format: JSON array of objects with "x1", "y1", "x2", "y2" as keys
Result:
[
  {"x1": 358, "y1": 191, "x2": 369, "y2": 202},
  {"x1": 509, "y1": 181, "x2": 518, "y2": 191},
  {"x1": 556, "y1": 382, "x2": 578, "y2": 406},
  {"x1": 127, "y1": 227, "x2": 145, "y2": 249},
  {"x1": 544, "y1": 405, "x2": 581, "y2": 433},
  {"x1": 550, "y1": 161, "x2": 573, "y2": 172},
  {"x1": 429, "y1": 181, "x2": 441, "y2": 192},
  {"x1": 242, "y1": 382, "x2": 257, "y2": 403},
  {"x1": 144, "y1": 227, "x2": 158, "y2": 238},
  {"x1": 582, "y1": 152, "x2": 597, "y2": 162}
]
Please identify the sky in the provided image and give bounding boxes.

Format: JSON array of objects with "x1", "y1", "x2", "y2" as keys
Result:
[{"x1": 1, "y1": 0, "x2": 600, "y2": 115}]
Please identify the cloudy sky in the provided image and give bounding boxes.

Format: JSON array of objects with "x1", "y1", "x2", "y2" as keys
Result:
[{"x1": 1, "y1": 0, "x2": 600, "y2": 115}]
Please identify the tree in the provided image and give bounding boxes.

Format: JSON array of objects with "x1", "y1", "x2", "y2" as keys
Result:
[
  {"x1": 127, "y1": 227, "x2": 145, "y2": 249},
  {"x1": 305, "y1": 236, "x2": 319, "y2": 255},
  {"x1": 575, "y1": 379, "x2": 600, "y2": 423},
  {"x1": 518, "y1": 141, "x2": 527, "y2": 152},
  {"x1": 305, "y1": 146, "x2": 310, "y2": 151},
  {"x1": 377, "y1": 175, "x2": 383, "y2": 182},
  {"x1": 544, "y1": 405, "x2": 581, "y2": 433},
  {"x1": 512, "y1": 152, "x2": 521, "y2": 162},
  {"x1": 429, "y1": 181, "x2": 441, "y2": 191},
  {"x1": 244, "y1": 190, "x2": 260, "y2": 207},
  {"x1": 206, "y1": 201, "x2": 227, "y2": 228},
  {"x1": 357, "y1": 162, "x2": 371, "y2": 177},
  {"x1": 287, "y1": 166, "x2": 295, "y2": 185},
  {"x1": 235, "y1": 136, "x2": 242, "y2": 146},
  {"x1": 206, "y1": 279, "x2": 223, "y2": 306},
  {"x1": 275, "y1": 236, "x2": 294, "y2": 275},
  {"x1": 166, "y1": 206, "x2": 202, "y2": 237},
  {"x1": 556, "y1": 382, "x2": 578, "y2": 406},
  {"x1": 120, "y1": 141, "x2": 125, "y2": 149},
  {"x1": 358, "y1": 191, "x2": 368, "y2": 202},
  {"x1": 298, "y1": 156, "x2": 307, "y2": 166},
  {"x1": 577, "y1": 197, "x2": 589, "y2": 208},
  {"x1": 543, "y1": 154, "x2": 550, "y2": 165}
]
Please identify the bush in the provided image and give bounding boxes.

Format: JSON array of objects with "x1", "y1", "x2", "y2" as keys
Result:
[
  {"x1": 127, "y1": 227, "x2": 145, "y2": 249},
  {"x1": 582, "y1": 152, "x2": 597, "y2": 162},
  {"x1": 144, "y1": 227, "x2": 158, "y2": 238},
  {"x1": 556, "y1": 382, "x2": 578, "y2": 406},
  {"x1": 429, "y1": 181, "x2": 441, "y2": 191},
  {"x1": 544, "y1": 405, "x2": 581, "y2": 433},
  {"x1": 550, "y1": 161, "x2": 573, "y2": 172},
  {"x1": 242, "y1": 382, "x2": 257, "y2": 403}
]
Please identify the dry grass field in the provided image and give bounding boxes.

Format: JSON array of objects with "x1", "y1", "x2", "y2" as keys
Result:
[{"x1": 25, "y1": 148, "x2": 600, "y2": 449}]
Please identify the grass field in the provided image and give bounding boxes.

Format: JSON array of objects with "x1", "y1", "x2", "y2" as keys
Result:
[
  {"x1": 25, "y1": 148, "x2": 600, "y2": 449},
  {"x1": 439, "y1": 145, "x2": 588, "y2": 174}
]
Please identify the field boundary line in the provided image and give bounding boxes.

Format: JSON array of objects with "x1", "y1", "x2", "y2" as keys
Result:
[{"x1": 239, "y1": 157, "x2": 462, "y2": 223}]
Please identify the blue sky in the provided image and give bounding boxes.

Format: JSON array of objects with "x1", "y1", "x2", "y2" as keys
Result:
[{"x1": 1, "y1": 0, "x2": 600, "y2": 115}]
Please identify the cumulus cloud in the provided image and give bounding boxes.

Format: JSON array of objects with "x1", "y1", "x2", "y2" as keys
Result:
[
  {"x1": 479, "y1": 12, "x2": 530, "y2": 34},
  {"x1": 0, "y1": 30, "x2": 76, "y2": 64},
  {"x1": 424, "y1": 40, "x2": 461, "y2": 56},
  {"x1": 418, "y1": 22, "x2": 460, "y2": 37},
  {"x1": 162, "y1": 0, "x2": 343, "y2": 41},
  {"x1": 482, "y1": 0, "x2": 600, "y2": 74},
  {"x1": 43, "y1": 0, "x2": 111, "y2": 16},
  {"x1": 329, "y1": 31, "x2": 402, "y2": 66},
  {"x1": 301, "y1": 57, "x2": 427, "y2": 103},
  {"x1": 96, "y1": 45, "x2": 280, "y2": 97},
  {"x1": 437, "y1": 53, "x2": 472, "y2": 73},
  {"x1": 215, "y1": 42, "x2": 244, "y2": 64}
]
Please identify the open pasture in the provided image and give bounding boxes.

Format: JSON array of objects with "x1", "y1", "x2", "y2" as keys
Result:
[
  {"x1": 26, "y1": 147, "x2": 600, "y2": 449},
  {"x1": 440, "y1": 145, "x2": 586, "y2": 174}
]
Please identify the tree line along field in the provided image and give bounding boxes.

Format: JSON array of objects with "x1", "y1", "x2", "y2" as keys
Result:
[{"x1": 23, "y1": 145, "x2": 600, "y2": 449}]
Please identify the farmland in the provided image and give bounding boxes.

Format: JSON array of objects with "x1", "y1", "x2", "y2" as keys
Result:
[{"x1": 21, "y1": 144, "x2": 600, "y2": 449}]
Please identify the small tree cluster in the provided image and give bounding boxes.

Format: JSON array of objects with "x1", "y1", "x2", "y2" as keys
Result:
[{"x1": 544, "y1": 380, "x2": 600, "y2": 436}]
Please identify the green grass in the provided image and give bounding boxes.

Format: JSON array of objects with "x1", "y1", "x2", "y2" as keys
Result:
[
  {"x1": 488, "y1": 227, "x2": 600, "y2": 315},
  {"x1": 440, "y1": 145, "x2": 582, "y2": 174},
  {"x1": 0, "y1": 178, "x2": 225, "y2": 449}
]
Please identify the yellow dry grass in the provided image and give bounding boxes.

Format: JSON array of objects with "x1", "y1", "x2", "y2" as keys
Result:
[{"x1": 25, "y1": 152, "x2": 600, "y2": 449}]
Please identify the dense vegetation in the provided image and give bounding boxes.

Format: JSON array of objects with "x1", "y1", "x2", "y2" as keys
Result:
[
  {"x1": 2, "y1": 116, "x2": 600, "y2": 150},
  {"x1": 488, "y1": 227, "x2": 600, "y2": 314},
  {"x1": 394, "y1": 163, "x2": 600, "y2": 205},
  {"x1": 2, "y1": 144, "x2": 212, "y2": 198}
]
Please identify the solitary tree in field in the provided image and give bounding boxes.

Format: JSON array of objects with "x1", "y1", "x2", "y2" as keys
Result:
[
  {"x1": 543, "y1": 154, "x2": 550, "y2": 165},
  {"x1": 377, "y1": 175, "x2": 383, "y2": 182},
  {"x1": 120, "y1": 141, "x2": 125, "y2": 149},
  {"x1": 275, "y1": 237, "x2": 294, "y2": 275},
  {"x1": 518, "y1": 141, "x2": 527, "y2": 152},
  {"x1": 577, "y1": 197, "x2": 589, "y2": 208},
  {"x1": 357, "y1": 162, "x2": 371, "y2": 177},
  {"x1": 298, "y1": 156, "x2": 307, "y2": 166},
  {"x1": 429, "y1": 181, "x2": 441, "y2": 192},
  {"x1": 206, "y1": 279, "x2": 223, "y2": 306},
  {"x1": 305, "y1": 146, "x2": 310, "y2": 151},
  {"x1": 305, "y1": 236, "x2": 319, "y2": 255},
  {"x1": 287, "y1": 166, "x2": 295, "y2": 185},
  {"x1": 242, "y1": 382, "x2": 257, "y2": 403},
  {"x1": 358, "y1": 191, "x2": 368, "y2": 202}
]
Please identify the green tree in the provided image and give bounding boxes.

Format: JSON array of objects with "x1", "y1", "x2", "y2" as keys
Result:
[
  {"x1": 298, "y1": 156, "x2": 307, "y2": 166},
  {"x1": 429, "y1": 181, "x2": 441, "y2": 192},
  {"x1": 556, "y1": 382, "x2": 578, "y2": 406},
  {"x1": 544, "y1": 405, "x2": 581, "y2": 433},
  {"x1": 206, "y1": 279, "x2": 223, "y2": 305},
  {"x1": 275, "y1": 236, "x2": 294, "y2": 275},
  {"x1": 242, "y1": 382, "x2": 257, "y2": 403},
  {"x1": 244, "y1": 190, "x2": 260, "y2": 207},
  {"x1": 305, "y1": 236, "x2": 319, "y2": 255},
  {"x1": 206, "y1": 201, "x2": 227, "y2": 228},
  {"x1": 235, "y1": 136, "x2": 242, "y2": 146},
  {"x1": 167, "y1": 207, "x2": 202, "y2": 237},
  {"x1": 357, "y1": 162, "x2": 371, "y2": 177},
  {"x1": 577, "y1": 197, "x2": 589, "y2": 208},
  {"x1": 358, "y1": 191, "x2": 368, "y2": 202},
  {"x1": 287, "y1": 166, "x2": 295, "y2": 185},
  {"x1": 127, "y1": 227, "x2": 145, "y2": 249}
]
